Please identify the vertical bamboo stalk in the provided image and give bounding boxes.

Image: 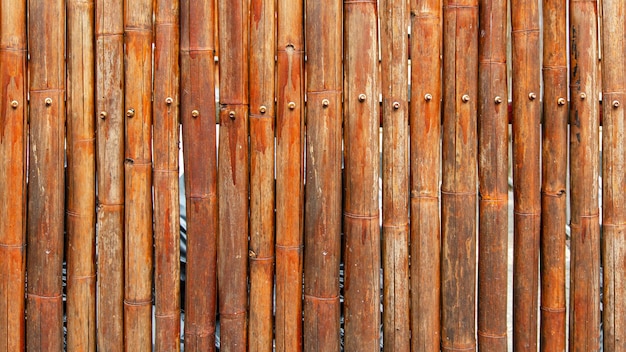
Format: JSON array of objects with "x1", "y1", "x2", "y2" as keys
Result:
[
  {"x1": 540, "y1": 0, "x2": 568, "y2": 347},
  {"x1": 409, "y1": 0, "x2": 442, "y2": 349},
  {"x1": 180, "y1": 0, "x2": 219, "y2": 348},
  {"x1": 511, "y1": 0, "x2": 541, "y2": 346},
  {"x1": 380, "y1": 0, "x2": 410, "y2": 350},
  {"x1": 477, "y1": 0, "x2": 508, "y2": 348},
  {"x1": 154, "y1": 0, "x2": 181, "y2": 350},
  {"x1": 66, "y1": 0, "x2": 97, "y2": 349},
  {"x1": 217, "y1": 0, "x2": 249, "y2": 349},
  {"x1": 26, "y1": 0, "x2": 66, "y2": 349},
  {"x1": 303, "y1": 0, "x2": 343, "y2": 350},
  {"x1": 601, "y1": 0, "x2": 626, "y2": 348},
  {"x1": 124, "y1": 0, "x2": 154, "y2": 349},
  {"x1": 0, "y1": 0, "x2": 27, "y2": 349},
  {"x1": 275, "y1": 0, "x2": 305, "y2": 350},
  {"x1": 568, "y1": 0, "x2": 601, "y2": 349}
]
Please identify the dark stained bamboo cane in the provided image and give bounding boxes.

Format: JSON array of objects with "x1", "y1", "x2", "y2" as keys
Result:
[
  {"x1": 511, "y1": 0, "x2": 541, "y2": 346},
  {"x1": 380, "y1": 0, "x2": 410, "y2": 350},
  {"x1": 343, "y1": 0, "x2": 381, "y2": 350},
  {"x1": 0, "y1": 0, "x2": 27, "y2": 349},
  {"x1": 124, "y1": 0, "x2": 154, "y2": 349},
  {"x1": 180, "y1": 0, "x2": 219, "y2": 348},
  {"x1": 477, "y1": 0, "x2": 508, "y2": 347},
  {"x1": 303, "y1": 0, "x2": 343, "y2": 350},
  {"x1": 441, "y1": 0, "x2": 478, "y2": 348},
  {"x1": 568, "y1": 1, "x2": 601, "y2": 349},
  {"x1": 540, "y1": 0, "x2": 568, "y2": 347},
  {"x1": 26, "y1": 0, "x2": 66, "y2": 349},
  {"x1": 409, "y1": 0, "x2": 442, "y2": 349},
  {"x1": 154, "y1": 0, "x2": 181, "y2": 350},
  {"x1": 275, "y1": 0, "x2": 305, "y2": 350},
  {"x1": 217, "y1": 0, "x2": 250, "y2": 349},
  {"x1": 248, "y1": 0, "x2": 276, "y2": 350},
  {"x1": 601, "y1": 0, "x2": 626, "y2": 348},
  {"x1": 66, "y1": 0, "x2": 97, "y2": 349}
]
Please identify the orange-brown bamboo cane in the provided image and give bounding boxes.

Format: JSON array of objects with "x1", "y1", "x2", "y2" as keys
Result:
[
  {"x1": 26, "y1": 0, "x2": 66, "y2": 349},
  {"x1": 409, "y1": 0, "x2": 442, "y2": 349},
  {"x1": 154, "y1": 0, "x2": 181, "y2": 350},
  {"x1": 343, "y1": 1, "x2": 381, "y2": 350},
  {"x1": 540, "y1": 0, "x2": 568, "y2": 347},
  {"x1": 0, "y1": 0, "x2": 27, "y2": 349},
  {"x1": 275, "y1": 0, "x2": 305, "y2": 350},
  {"x1": 568, "y1": 1, "x2": 601, "y2": 349},
  {"x1": 180, "y1": 0, "x2": 219, "y2": 348},
  {"x1": 217, "y1": 0, "x2": 250, "y2": 349},
  {"x1": 303, "y1": 0, "x2": 343, "y2": 350},
  {"x1": 124, "y1": 0, "x2": 154, "y2": 349},
  {"x1": 66, "y1": 0, "x2": 97, "y2": 349},
  {"x1": 511, "y1": 0, "x2": 541, "y2": 347},
  {"x1": 380, "y1": 0, "x2": 409, "y2": 350},
  {"x1": 248, "y1": 0, "x2": 276, "y2": 350},
  {"x1": 601, "y1": 0, "x2": 626, "y2": 349},
  {"x1": 477, "y1": 0, "x2": 508, "y2": 348}
]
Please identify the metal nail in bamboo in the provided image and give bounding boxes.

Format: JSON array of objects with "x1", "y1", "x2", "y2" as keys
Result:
[
  {"x1": 380, "y1": 0, "x2": 410, "y2": 350},
  {"x1": 568, "y1": 0, "x2": 601, "y2": 349},
  {"x1": 0, "y1": 0, "x2": 27, "y2": 349},
  {"x1": 217, "y1": 0, "x2": 250, "y2": 349},
  {"x1": 180, "y1": 0, "x2": 219, "y2": 348},
  {"x1": 303, "y1": 0, "x2": 343, "y2": 351},
  {"x1": 123, "y1": 0, "x2": 154, "y2": 348},
  {"x1": 26, "y1": 0, "x2": 66, "y2": 349}
]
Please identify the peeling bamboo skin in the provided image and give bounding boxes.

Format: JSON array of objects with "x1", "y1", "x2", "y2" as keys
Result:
[
  {"x1": 0, "y1": 0, "x2": 27, "y2": 349},
  {"x1": 26, "y1": 0, "x2": 66, "y2": 349},
  {"x1": 568, "y1": 1, "x2": 601, "y2": 349}
]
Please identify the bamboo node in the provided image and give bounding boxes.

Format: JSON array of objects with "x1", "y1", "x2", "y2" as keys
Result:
[
  {"x1": 322, "y1": 99, "x2": 330, "y2": 107},
  {"x1": 358, "y1": 94, "x2": 367, "y2": 102},
  {"x1": 613, "y1": 100, "x2": 620, "y2": 108},
  {"x1": 558, "y1": 97, "x2": 566, "y2": 106},
  {"x1": 528, "y1": 92, "x2": 537, "y2": 100},
  {"x1": 10, "y1": 100, "x2": 19, "y2": 108},
  {"x1": 126, "y1": 108, "x2": 135, "y2": 118},
  {"x1": 191, "y1": 110, "x2": 200, "y2": 118},
  {"x1": 495, "y1": 96, "x2": 503, "y2": 104},
  {"x1": 99, "y1": 111, "x2": 107, "y2": 119},
  {"x1": 45, "y1": 97, "x2": 53, "y2": 106},
  {"x1": 259, "y1": 105, "x2": 267, "y2": 113},
  {"x1": 462, "y1": 94, "x2": 470, "y2": 103},
  {"x1": 165, "y1": 97, "x2": 173, "y2": 105},
  {"x1": 425, "y1": 94, "x2": 433, "y2": 101},
  {"x1": 288, "y1": 101, "x2": 296, "y2": 110},
  {"x1": 393, "y1": 101, "x2": 400, "y2": 109}
]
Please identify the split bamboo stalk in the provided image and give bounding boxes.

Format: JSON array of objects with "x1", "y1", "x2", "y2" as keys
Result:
[
  {"x1": 568, "y1": 1, "x2": 601, "y2": 349},
  {"x1": 26, "y1": 0, "x2": 66, "y2": 349},
  {"x1": 66, "y1": 0, "x2": 97, "y2": 349},
  {"x1": 0, "y1": 0, "x2": 27, "y2": 349},
  {"x1": 601, "y1": 0, "x2": 626, "y2": 348},
  {"x1": 275, "y1": 0, "x2": 305, "y2": 350},
  {"x1": 343, "y1": 0, "x2": 381, "y2": 350},
  {"x1": 302, "y1": 0, "x2": 343, "y2": 350},
  {"x1": 409, "y1": 0, "x2": 442, "y2": 348},
  {"x1": 441, "y1": 0, "x2": 478, "y2": 348},
  {"x1": 380, "y1": 0, "x2": 410, "y2": 350},
  {"x1": 124, "y1": 0, "x2": 154, "y2": 349},
  {"x1": 217, "y1": 0, "x2": 250, "y2": 348},
  {"x1": 511, "y1": 0, "x2": 541, "y2": 346},
  {"x1": 477, "y1": 0, "x2": 508, "y2": 347},
  {"x1": 154, "y1": 0, "x2": 181, "y2": 349},
  {"x1": 180, "y1": 0, "x2": 219, "y2": 348},
  {"x1": 248, "y1": 0, "x2": 276, "y2": 349},
  {"x1": 540, "y1": 0, "x2": 568, "y2": 347}
]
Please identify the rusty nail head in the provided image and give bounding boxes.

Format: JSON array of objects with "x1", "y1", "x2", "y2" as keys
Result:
[
  {"x1": 229, "y1": 111, "x2": 236, "y2": 119},
  {"x1": 393, "y1": 101, "x2": 400, "y2": 109},
  {"x1": 495, "y1": 96, "x2": 503, "y2": 104},
  {"x1": 322, "y1": 99, "x2": 330, "y2": 107},
  {"x1": 100, "y1": 111, "x2": 107, "y2": 119},
  {"x1": 580, "y1": 92, "x2": 587, "y2": 100},
  {"x1": 191, "y1": 110, "x2": 200, "y2": 118},
  {"x1": 165, "y1": 97, "x2": 173, "y2": 105},
  {"x1": 528, "y1": 92, "x2": 537, "y2": 100},
  {"x1": 259, "y1": 105, "x2": 267, "y2": 113},
  {"x1": 613, "y1": 100, "x2": 620, "y2": 108},
  {"x1": 358, "y1": 94, "x2": 366, "y2": 102},
  {"x1": 45, "y1": 97, "x2": 53, "y2": 106},
  {"x1": 10, "y1": 100, "x2": 18, "y2": 108},
  {"x1": 425, "y1": 94, "x2": 433, "y2": 101},
  {"x1": 462, "y1": 94, "x2": 470, "y2": 103},
  {"x1": 126, "y1": 108, "x2": 135, "y2": 118},
  {"x1": 558, "y1": 98, "x2": 566, "y2": 106},
  {"x1": 288, "y1": 102, "x2": 296, "y2": 110}
]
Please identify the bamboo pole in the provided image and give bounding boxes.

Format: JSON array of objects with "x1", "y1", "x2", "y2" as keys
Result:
[
  {"x1": 275, "y1": 0, "x2": 305, "y2": 350},
  {"x1": 217, "y1": 0, "x2": 249, "y2": 348},
  {"x1": 26, "y1": 0, "x2": 66, "y2": 349},
  {"x1": 66, "y1": 0, "x2": 97, "y2": 349},
  {"x1": 540, "y1": 0, "x2": 568, "y2": 347},
  {"x1": 380, "y1": 0, "x2": 409, "y2": 350},
  {"x1": 409, "y1": 0, "x2": 442, "y2": 349},
  {"x1": 0, "y1": 0, "x2": 27, "y2": 349},
  {"x1": 248, "y1": 0, "x2": 276, "y2": 350},
  {"x1": 154, "y1": 0, "x2": 181, "y2": 350},
  {"x1": 601, "y1": 0, "x2": 626, "y2": 348},
  {"x1": 303, "y1": 0, "x2": 343, "y2": 350},
  {"x1": 511, "y1": 0, "x2": 541, "y2": 346},
  {"x1": 123, "y1": 0, "x2": 154, "y2": 348},
  {"x1": 180, "y1": 0, "x2": 219, "y2": 348},
  {"x1": 568, "y1": 0, "x2": 601, "y2": 349},
  {"x1": 477, "y1": 0, "x2": 508, "y2": 347}
]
